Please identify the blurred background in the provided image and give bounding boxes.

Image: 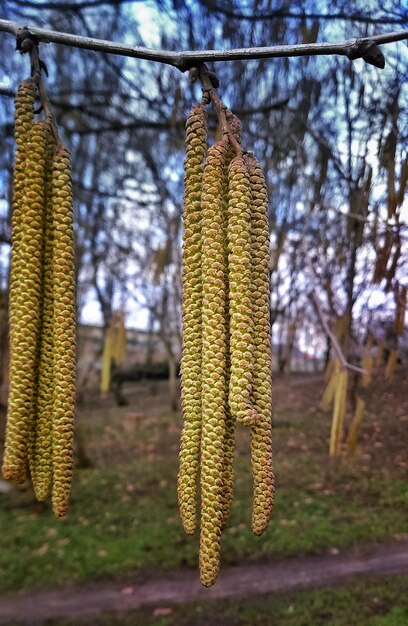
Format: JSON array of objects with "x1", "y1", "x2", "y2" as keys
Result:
[{"x1": 0, "y1": 1, "x2": 407, "y2": 624}]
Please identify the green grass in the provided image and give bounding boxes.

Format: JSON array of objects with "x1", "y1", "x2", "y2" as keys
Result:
[
  {"x1": 42, "y1": 576, "x2": 408, "y2": 625},
  {"x1": 0, "y1": 450, "x2": 407, "y2": 592},
  {"x1": 0, "y1": 372, "x2": 407, "y2": 592}
]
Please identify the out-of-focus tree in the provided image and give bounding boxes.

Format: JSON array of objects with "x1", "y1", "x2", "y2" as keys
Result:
[{"x1": 0, "y1": 0, "x2": 407, "y2": 409}]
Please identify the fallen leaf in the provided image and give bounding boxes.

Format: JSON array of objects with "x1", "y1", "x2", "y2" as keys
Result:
[
  {"x1": 35, "y1": 543, "x2": 49, "y2": 556},
  {"x1": 153, "y1": 608, "x2": 173, "y2": 617},
  {"x1": 57, "y1": 538, "x2": 70, "y2": 546}
]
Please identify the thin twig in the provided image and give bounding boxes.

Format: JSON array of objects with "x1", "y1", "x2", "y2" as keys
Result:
[
  {"x1": 21, "y1": 34, "x2": 59, "y2": 140},
  {"x1": 298, "y1": 236, "x2": 367, "y2": 375},
  {"x1": 0, "y1": 19, "x2": 407, "y2": 71},
  {"x1": 309, "y1": 289, "x2": 366, "y2": 374},
  {"x1": 197, "y1": 65, "x2": 242, "y2": 155}
]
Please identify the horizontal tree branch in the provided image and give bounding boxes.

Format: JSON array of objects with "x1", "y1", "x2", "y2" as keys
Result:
[{"x1": 0, "y1": 19, "x2": 407, "y2": 72}]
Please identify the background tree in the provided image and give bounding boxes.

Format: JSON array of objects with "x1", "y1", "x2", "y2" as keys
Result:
[{"x1": 0, "y1": 1, "x2": 407, "y2": 409}]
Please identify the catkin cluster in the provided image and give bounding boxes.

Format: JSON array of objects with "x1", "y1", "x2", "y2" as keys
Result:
[
  {"x1": 179, "y1": 102, "x2": 274, "y2": 587},
  {"x1": 2, "y1": 79, "x2": 76, "y2": 518}
]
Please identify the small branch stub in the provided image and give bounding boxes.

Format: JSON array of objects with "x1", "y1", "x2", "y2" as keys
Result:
[
  {"x1": 347, "y1": 39, "x2": 385, "y2": 68},
  {"x1": 16, "y1": 27, "x2": 39, "y2": 53}
]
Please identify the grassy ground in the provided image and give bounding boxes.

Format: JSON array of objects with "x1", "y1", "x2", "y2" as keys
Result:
[
  {"x1": 0, "y1": 369, "x2": 407, "y2": 593},
  {"x1": 42, "y1": 576, "x2": 408, "y2": 626}
]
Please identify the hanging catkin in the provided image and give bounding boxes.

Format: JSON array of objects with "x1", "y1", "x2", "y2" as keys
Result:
[
  {"x1": 3, "y1": 121, "x2": 48, "y2": 483},
  {"x1": 219, "y1": 110, "x2": 242, "y2": 532},
  {"x1": 227, "y1": 155, "x2": 259, "y2": 427},
  {"x1": 200, "y1": 139, "x2": 230, "y2": 587},
  {"x1": 31, "y1": 124, "x2": 57, "y2": 501},
  {"x1": 178, "y1": 102, "x2": 207, "y2": 535},
  {"x1": 50, "y1": 145, "x2": 76, "y2": 518},
  {"x1": 178, "y1": 90, "x2": 273, "y2": 585},
  {"x1": 244, "y1": 153, "x2": 274, "y2": 536},
  {"x1": 3, "y1": 79, "x2": 36, "y2": 484}
]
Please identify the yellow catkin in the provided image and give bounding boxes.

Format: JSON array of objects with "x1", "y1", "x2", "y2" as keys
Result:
[
  {"x1": 219, "y1": 113, "x2": 241, "y2": 531},
  {"x1": 219, "y1": 155, "x2": 234, "y2": 531},
  {"x1": 113, "y1": 311, "x2": 127, "y2": 366},
  {"x1": 9, "y1": 78, "x2": 37, "y2": 307},
  {"x1": 32, "y1": 125, "x2": 58, "y2": 501},
  {"x1": 347, "y1": 397, "x2": 365, "y2": 455},
  {"x1": 3, "y1": 121, "x2": 48, "y2": 483},
  {"x1": 51, "y1": 146, "x2": 76, "y2": 518},
  {"x1": 227, "y1": 155, "x2": 259, "y2": 427},
  {"x1": 329, "y1": 367, "x2": 348, "y2": 457},
  {"x1": 336, "y1": 369, "x2": 348, "y2": 453},
  {"x1": 4, "y1": 79, "x2": 37, "y2": 484},
  {"x1": 178, "y1": 103, "x2": 207, "y2": 535},
  {"x1": 199, "y1": 140, "x2": 230, "y2": 587},
  {"x1": 100, "y1": 326, "x2": 113, "y2": 394},
  {"x1": 320, "y1": 363, "x2": 338, "y2": 411},
  {"x1": 244, "y1": 153, "x2": 274, "y2": 536},
  {"x1": 384, "y1": 349, "x2": 397, "y2": 381}
]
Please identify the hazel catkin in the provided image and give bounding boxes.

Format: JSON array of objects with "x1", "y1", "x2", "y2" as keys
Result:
[
  {"x1": 3, "y1": 121, "x2": 48, "y2": 483},
  {"x1": 31, "y1": 125, "x2": 57, "y2": 501},
  {"x1": 199, "y1": 139, "x2": 230, "y2": 587},
  {"x1": 178, "y1": 101, "x2": 274, "y2": 587},
  {"x1": 227, "y1": 155, "x2": 259, "y2": 428},
  {"x1": 50, "y1": 145, "x2": 76, "y2": 518},
  {"x1": 4, "y1": 79, "x2": 37, "y2": 484},
  {"x1": 178, "y1": 103, "x2": 207, "y2": 535},
  {"x1": 244, "y1": 153, "x2": 274, "y2": 536}
]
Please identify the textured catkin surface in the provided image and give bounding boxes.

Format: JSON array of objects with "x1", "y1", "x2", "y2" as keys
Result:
[
  {"x1": 51, "y1": 146, "x2": 76, "y2": 518},
  {"x1": 9, "y1": 79, "x2": 37, "y2": 300},
  {"x1": 219, "y1": 117, "x2": 241, "y2": 532},
  {"x1": 219, "y1": 145, "x2": 235, "y2": 532},
  {"x1": 244, "y1": 154, "x2": 274, "y2": 536},
  {"x1": 199, "y1": 140, "x2": 230, "y2": 587},
  {"x1": 227, "y1": 156, "x2": 259, "y2": 427},
  {"x1": 3, "y1": 121, "x2": 47, "y2": 483},
  {"x1": 178, "y1": 103, "x2": 207, "y2": 535},
  {"x1": 32, "y1": 125, "x2": 57, "y2": 501},
  {"x1": 6, "y1": 79, "x2": 37, "y2": 484}
]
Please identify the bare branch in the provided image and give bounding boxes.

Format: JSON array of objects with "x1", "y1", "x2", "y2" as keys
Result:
[
  {"x1": 0, "y1": 19, "x2": 407, "y2": 72},
  {"x1": 309, "y1": 289, "x2": 366, "y2": 375}
]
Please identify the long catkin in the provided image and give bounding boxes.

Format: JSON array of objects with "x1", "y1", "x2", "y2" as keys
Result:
[
  {"x1": 32, "y1": 124, "x2": 57, "y2": 501},
  {"x1": 219, "y1": 112, "x2": 242, "y2": 531},
  {"x1": 3, "y1": 79, "x2": 36, "y2": 484},
  {"x1": 178, "y1": 103, "x2": 207, "y2": 535},
  {"x1": 178, "y1": 102, "x2": 274, "y2": 586},
  {"x1": 9, "y1": 79, "x2": 37, "y2": 313},
  {"x1": 3, "y1": 121, "x2": 48, "y2": 483},
  {"x1": 50, "y1": 145, "x2": 76, "y2": 518},
  {"x1": 199, "y1": 140, "x2": 230, "y2": 587},
  {"x1": 244, "y1": 153, "x2": 274, "y2": 536},
  {"x1": 227, "y1": 155, "x2": 259, "y2": 427}
]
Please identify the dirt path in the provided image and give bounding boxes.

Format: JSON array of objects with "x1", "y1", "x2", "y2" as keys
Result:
[{"x1": 1, "y1": 540, "x2": 408, "y2": 623}]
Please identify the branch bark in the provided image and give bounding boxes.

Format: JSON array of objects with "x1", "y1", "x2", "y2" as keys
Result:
[{"x1": 0, "y1": 19, "x2": 407, "y2": 71}]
